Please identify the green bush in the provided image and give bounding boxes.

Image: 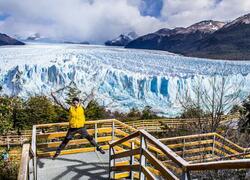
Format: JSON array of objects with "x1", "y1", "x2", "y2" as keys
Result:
[{"x1": 0, "y1": 160, "x2": 19, "y2": 180}]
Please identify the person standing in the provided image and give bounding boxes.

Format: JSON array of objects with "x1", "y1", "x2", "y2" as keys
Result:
[{"x1": 51, "y1": 92, "x2": 105, "y2": 159}]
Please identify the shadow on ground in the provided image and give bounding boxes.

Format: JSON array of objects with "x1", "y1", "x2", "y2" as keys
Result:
[{"x1": 37, "y1": 152, "x2": 109, "y2": 180}]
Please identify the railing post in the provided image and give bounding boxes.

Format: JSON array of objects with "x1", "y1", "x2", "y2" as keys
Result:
[
  {"x1": 18, "y1": 144, "x2": 31, "y2": 180},
  {"x1": 212, "y1": 134, "x2": 216, "y2": 155},
  {"x1": 109, "y1": 146, "x2": 115, "y2": 179},
  {"x1": 130, "y1": 141, "x2": 135, "y2": 180},
  {"x1": 7, "y1": 136, "x2": 10, "y2": 150},
  {"x1": 20, "y1": 136, "x2": 23, "y2": 145},
  {"x1": 182, "y1": 170, "x2": 191, "y2": 180},
  {"x1": 139, "y1": 133, "x2": 146, "y2": 180},
  {"x1": 112, "y1": 120, "x2": 115, "y2": 141},
  {"x1": 27, "y1": 157, "x2": 30, "y2": 180},
  {"x1": 94, "y1": 122, "x2": 97, "y2": 151},
  {"x1": 182, "y1": 138, "x2": 186, "y2": 158},
  {"x1": 31, "y1": 126, "x2": 37, "y2": 180}
]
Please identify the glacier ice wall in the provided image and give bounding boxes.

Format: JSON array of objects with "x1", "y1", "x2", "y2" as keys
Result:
[{"x1": 1, "y1": 44, "x2": 250, "y2": 117}]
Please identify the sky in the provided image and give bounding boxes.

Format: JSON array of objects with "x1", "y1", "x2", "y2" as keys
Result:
[{"x1": 0, "y1": 0, "x2": 250, "y2": 43}]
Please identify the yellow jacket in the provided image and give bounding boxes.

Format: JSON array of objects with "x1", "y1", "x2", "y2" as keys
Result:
[{"x1": 69, "y1": 105, "x2": 85, "y2": 128}]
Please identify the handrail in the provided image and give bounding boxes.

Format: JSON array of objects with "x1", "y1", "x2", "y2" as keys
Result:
[
  {"x1": 109, "y1": 128, "x2": 250, "y2": 179},
  {"x1": 141, "y1": 130, "x2": 189, "y2": 167},
  {"x1": 36, "y1": 119, "x2": 119, "y2": 157},
  {"x1": 125, "y1": 114, "x2": 240, "y2": 124},
  {"x1": 35, "y1": 119, "x2": 117, "y2": 128},
  {"x1": 109, "y1": 130, "x2": 182, "y2": 179},
  {"x1": 159, "y1": 132, "x2": 216, "y2": 142},
  {"x1": 110, "y1": 130, "x2": 188, "y2": 167},
  {"x1": 18, "y1": 144, "x2": 30, "y2": 180},
  {"x1": 18, "y1": 118, "x2": 250, "y2": 180},
  {"x1": 110, "y1": 131, "x2": 139, "y2": 147},
  {"x1": 215, "y1": 133, "x2": 245, "y2": 151},
  {"x1": 142, "y1": 148, "x2": 178, "y2": 179},
  {"x1": 186, "y1": 159, "x2": 250, "y2": 170},
  {"x1": 113, "y1": 119, "x2": 137, "y2": 132}
]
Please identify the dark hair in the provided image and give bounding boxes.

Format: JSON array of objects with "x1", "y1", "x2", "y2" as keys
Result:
[{"x1": 72, "y1": 97, "x2": 80, "y2": 102}]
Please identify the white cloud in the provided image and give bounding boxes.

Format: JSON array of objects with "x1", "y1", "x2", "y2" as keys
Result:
[
  {"x1": 0, "y1": 0, "x2": 164, "y2": 42},
  {"x1": 0, "y1": 0, "x2": 250, "y2": 42},
  {"x1": 161, "y1": 0, "x2": 250, "y2": 28}
]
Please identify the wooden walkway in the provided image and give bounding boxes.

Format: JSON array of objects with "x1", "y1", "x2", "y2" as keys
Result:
[
  {"x1": 125, "y1": 114, "x2": 240, "y2": 132},
  {"x1": 37, "y1": 151, "x2": 109, "y2": 180},
  {"x1": 18, "y1": 118, "x2": 250, "y2": 180}
]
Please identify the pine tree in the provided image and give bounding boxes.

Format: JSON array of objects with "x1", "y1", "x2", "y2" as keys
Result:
[
  {"x1": 141, "y1": 106, "x2": 157, "y2": 119},
  {"x1": 65, "y1": 82, "x2": 81, "y2": 105},
  {"x1": 85, "y1": 100, "x2": 107, "y2": 120},
  {"x1": 23, "y1": 96, "x2": 58, "y2": 127}
]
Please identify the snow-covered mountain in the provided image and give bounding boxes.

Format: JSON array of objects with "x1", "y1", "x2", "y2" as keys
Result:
[
  {"x1": 126, "y1": 20, "x2": 225, "y2": 53},
  {"x1": 223, "y1": 13, "x2": 250, "y2": 29},
  {"x1": 105, "y1": 32, "x2": 138, "y2": 46},
  {"x1": 26, "y1": 33, "x2": 41, "y2": 41},
  {"x1": 0, "y1": 44, "x2": 250, "y2": 117},
  {"x1": 181, "y1": 20, "x2": 225, "y2": 34},
  {"x1": 126, "y1": 13, "x2": 250, "y2": 60}
]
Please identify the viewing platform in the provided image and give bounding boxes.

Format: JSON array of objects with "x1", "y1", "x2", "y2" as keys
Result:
[
  {"x1": 38, "y1": 151, "x2": 109, "y2": 180},
  {"x1": 18, "y1": 119, "x2": 250, "y2": 180}
]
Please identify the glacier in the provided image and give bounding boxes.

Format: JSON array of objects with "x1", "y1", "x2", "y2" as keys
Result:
[{"x1": 1, "y1": 43, "x2": 250, "y2": 117}]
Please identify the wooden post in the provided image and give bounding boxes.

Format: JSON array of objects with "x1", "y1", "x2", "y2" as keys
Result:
[
  {"x1": 109, "y1": 147, "x2": 115, "y2": 179},
  {"x1": 20, "y1": 136, "x2": 23, "y2": 145},
  {"x1": 182, "y1": 138, "x2": 186, "y2": 158},
  {"x1": 18, "y1": 144, "x2": 30, "y2": 180},
  {"x1": 139, "y1": 134, "x2": 147, "y2": 180},
  {"x1": 112, "y1": 120, "x2": 115, "y2": 141},
  {"x1": 181, "y1": 170, "x2": 191, "y2": 180},
  {"x1": 212, "y1": 134, "x2": 216, "y2": 156},
  {"x1": 7, "y1": 136, "x2": 10, "y2": 150},
  {"x1": 31, "y1": 126, "x2": 37, "y2": 180},
  {"x1": 94, "y1": 123, "x2": 97, "y2": 151},
  {"x1": 130, "y1": 141, "x2": 135, "y2": 180}
]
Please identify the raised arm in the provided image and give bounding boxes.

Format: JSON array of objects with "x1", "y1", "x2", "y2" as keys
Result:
[{"x1": 51, "y1": 91, "x2": 70, "y2": 112}]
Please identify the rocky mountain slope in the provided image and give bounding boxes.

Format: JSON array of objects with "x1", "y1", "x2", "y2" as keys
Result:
[
  {"x1": 126, "y1": 13, "x2": 250, "y2": 60},
  {"x1": 0, "y1": 33, "x2": 25, "y2": 46}
]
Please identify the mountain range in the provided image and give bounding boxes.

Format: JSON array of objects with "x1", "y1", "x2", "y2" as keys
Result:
[
  {"x1": 126, "y1": 13, "x2": 250, "y2": 60},
  {"x1": 105, "y1": 32, "x2": 138, "y2": 46},
  {"x1": 2, "y1": 13, "x2": 250, "y2": 60},
  {"x1": 0, "y1": 33, "x2": 25, "y2": 46}
]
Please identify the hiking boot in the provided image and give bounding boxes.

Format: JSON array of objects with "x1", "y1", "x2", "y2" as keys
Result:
[
  {"x1": 52, "y1": 152, "x2": 60, "y2": 160},
  {"x1": 97, "y1": 147, "x2": 105, "y2": 154}
]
